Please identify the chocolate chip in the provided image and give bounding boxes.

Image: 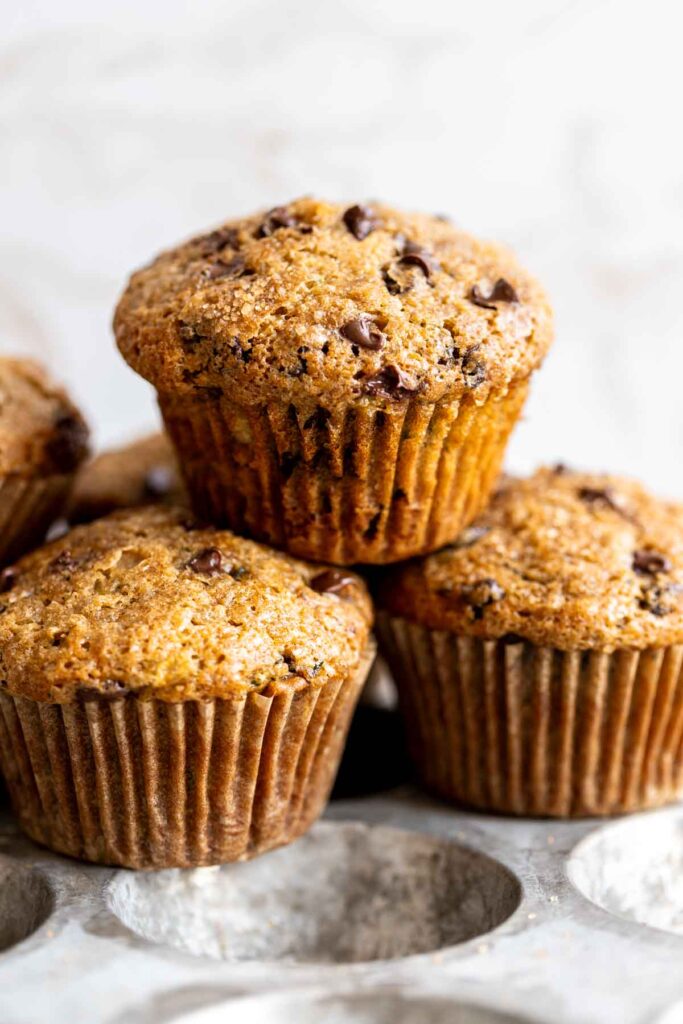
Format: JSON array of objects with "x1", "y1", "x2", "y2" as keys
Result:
[
  {"x1": 46, "y1": 414, "x2": 89, "y2": 472},
  {"x1": 143, "y1": 466, "x2": 174, "y2": 500},
  {"x1": 187, "y1": 547, "x2": 228, "y2": 576},
  {"x1": 578, "y1": 486, "x2": 623, "y2": 514},
  {"x1": 342, "y1": 204, "x2": 378, "y2": 241},
  {"x1": 461, "y1": 347, "x2": 487, "y2": 388},
  {"x1": 398, "y1": 239, "x2": 439, "y2": 278},
  {"x1": 448, "y1": 525, "x2": 490, "y2": 550},
  {"x1": 309, "y1": 569, "x2": 357, "y2": 596},
  {"x1": 553, "y1": 463, "x2": 569, "y2": 475},
  {"x1": 50, "y1": 550, "x2": 79, "y2": 572},
  {"x1": 468, "y1": 278, "x2": 519, "y2": 310},
  {"x1": 202, "y1": 256, "x2": 253, "y2": 280},
  {"x1": 382, "y1": 268, "x2": 403, "y2": 295},
  {"x1": 364, "y1": 365, "x2": 418, "y2": 400},
  {"x1": 639, "y1": 583, "x2": 680, "y2": 617},
  {"x1": 461, "y1": 578, "x2": 505, "y2": 620},
  {"x1": 194, "y1": 227, "x2": 240, "y2": 254},
  {"x1": 256, "y1": 206, "x2": 305, "y2": 238},
  {"x1": 0, "y1": 567, "x2": 17, "y2": 593},
  {"x1": 340, "y1": 316, "x2": 385, "y2": 351},
  {"x1": 633, "y1": 550, "x2": 672, "y2": 576}
]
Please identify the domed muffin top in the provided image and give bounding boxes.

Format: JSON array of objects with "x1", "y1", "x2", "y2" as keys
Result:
[
  {"x1": 0, "y1": 357, "x2": 89, "y2": 475},
  {"x1": 377, "y1": 467, "x2": 683, "y2": 650},
  {"x1": 114, "y1": 198, "x2": 553, "y2": 407},
  {"x1": 0, "y1": 506, "x2": 373, "y2": 702},
  {"x1": 68, "y1": 432, "x2": 185, "y2": 524}
]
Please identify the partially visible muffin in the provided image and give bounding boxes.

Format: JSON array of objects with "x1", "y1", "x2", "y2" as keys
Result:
[
  {"x1": 376, "y1": 467, "x2": 683, "y2": 817},
  {"x1": 0, "y1": 357, "x2": 89, "y2": 564},
  {"x1": 115, "y1": 197, "x2": 553, "y2": 564},
  {"x1": 0, "y1": 506, "x2": 374, "y2": 867},
  {"x1": 68, "y1": 432, "x2": 184, "y2": 524}
]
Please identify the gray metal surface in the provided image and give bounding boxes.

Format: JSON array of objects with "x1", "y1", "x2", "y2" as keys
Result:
[{"x1": 0, "y1": 787, "x2": 681, "y2": 1024}]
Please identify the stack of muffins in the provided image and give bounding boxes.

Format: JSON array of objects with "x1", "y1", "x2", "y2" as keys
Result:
[{"x1": 0, "y1": 197, "x2": 681, "y2": 871}]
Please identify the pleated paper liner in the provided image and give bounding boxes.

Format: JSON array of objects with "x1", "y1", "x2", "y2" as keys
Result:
[
  {"x1": 0, "y1": 473, "x2": 72, "y2": 566},
  {"x1": 376, "y1": 615, "x2": 683, "y2": 817},
  {"x1": 0, "y1": 643, "x2": 375, "y2": 869},
  {"x1": 158, "y1": 380, "x2": 528, "y2": 565}
]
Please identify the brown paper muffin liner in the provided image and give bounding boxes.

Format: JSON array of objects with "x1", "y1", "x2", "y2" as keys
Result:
[
  {"x1": 158, "y1": 381, "x2": 528, "y2": 565},
  {"x1": 377, "y1": 615, "x2": 683, "y2": 817},
  {"x1": 0, "y1": 644, "x2": 375, "y2": 868},
  {"x1": 0, "y1": 473, "x2": 72, "y2": 566}
]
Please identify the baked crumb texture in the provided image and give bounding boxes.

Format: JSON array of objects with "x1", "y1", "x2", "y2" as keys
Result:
[
  {"x1": 376, "y1": 468, "x2": 683, "y2": 817},
  {"x1": 115, "y1": 198, "x2": 553, "y2": 564}
]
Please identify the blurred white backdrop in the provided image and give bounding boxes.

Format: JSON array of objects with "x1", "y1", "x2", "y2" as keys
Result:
[{"x1": 3, "y1": 0, "x2": 682, "y2": 494}]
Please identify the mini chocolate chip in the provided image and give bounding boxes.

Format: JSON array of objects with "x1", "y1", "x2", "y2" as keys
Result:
[
  {"x1": 340, "y1": 316, "x2": 385, "y2": 351},
  {"x1": 639, "y1": 583, "x2": 680, "y2": 617},
  {"x1": 468, "y1": 278, "x2": 519, "y2": 310},
  {"x1": 461, "y1": 347, "x2": 487, "y2": 388},
  {"x1": 448, "y1": 525, "x2": 490, "y2": 550},
  {"x1": 398, "y1": 239, "x2": 439, "y2": 278},
  {"x1": 50, "y1": 550, "x2": 79, "y2": 572},
  {"x1": 143, "y1": 466, "x2": 174, "y2": 500},
  {"x1": 633, "y1": 550, "x2": 672, "y2": 576},
  {"x1": 187, "y1": 547, "x2": 227, "y2": 576},
  {"x1": 202, "y1": 256, "x2": 253, "y2": 280},
  {"x1": 46, "y1": 414, "x2": 89, "y2": 472},
  {"x1": 256, "y1": 206, "x2": 305, "y2": 238},
  {"x1": 461, "y1": 578, "x2": 505, "y2": 620},
  {"x1": 364, "y1": 365, "x2": 418, "y2": 400},
  {"x1": 0, "y1": 567, "x2": 17, "y2": 593},
  {"x1": 309, "y1": 569, "x2": 357, "y2": 596},
  {"x1": 343, "y1": 204, "x2": 378, "y2": 240}
]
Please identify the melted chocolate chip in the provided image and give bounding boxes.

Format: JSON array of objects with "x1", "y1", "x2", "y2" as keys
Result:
[
  {"x1": 461, "y1": 347, "x2": 487, "y2": 388},
  {"x1": 340, "y1": 316, "x2": 385, "y2": 351},
  {"x1": 143, "y1": 466, "x2": 174, "y2": 500},
  {"x1": 448, "y1": 525, "x2": 490, "y2": 550},
  {"x1": 0, "y1": 567, "x2": 17, "y2": 594},
  {"x1": 50, "y1": 550, "x2": 79, "y2": 572},
  {"x1": 398, "y1": 240, "x2": 439, "y2": 278},
  {"x1": 46, "y1": 414, "x2": 89, "y2": 472},
  {"x1": 633, "y1": 550, "x2": 672, "y2": 576},
  {"x1": 382, "y1": 268, "x2": 403, "y2": 295},
  {"x1": 364, "y1": 365, "x2": 418, "y2": 400},
  {"x1": 187, "y1": 547, "x2": 227, "y2": 576},
  {"x1": 461, "y1": 578, "x2": 505, "y2": 620},
  {"x1": 342, "y1": 204, "x2": 378, "y2": 240},
  {"x1": 309, "y1": 569, "x2": 356, "y2": 596},
  {"x1": 202, "y1": 256, "x2": 253, "y2": 280},
  {"x1": 639, "y1": 583, "x2": 680, "y2": 617},
  {"x1": 468, "y1": 278, "x2": 519, "y2": 310},
  {"x1": 256, "y1": 206, "x2": 306, "y2": 238}
]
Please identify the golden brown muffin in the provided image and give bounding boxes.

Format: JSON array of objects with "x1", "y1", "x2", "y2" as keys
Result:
[
  {"x1": 0, "y1": 506, "x2": 374, "y2": 868},
  {"x1": 0, "y1": 357, "x2": 89, "y2": 564},
  {"x1": 376, "y1": 467, "x2": 683, "y2": 817},
  {"x1": 68, "y1": 432, "x2": 185, "y2": 524},
  {"x1": 115, "y1": 198, "x2": 553, "y2": 564}
]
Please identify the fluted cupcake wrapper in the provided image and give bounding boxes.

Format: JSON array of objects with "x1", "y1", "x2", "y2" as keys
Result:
[
  {"x1": 377, "y1": 615, "x2": 683, "y2": 817},
  {"x1": 158, "y1": 382, "x2": 528, "y2": 565},
  {"x1": 0, "y1": 645, "x2": 374, "y2": 868},
  {"x1": 0, "y1": 473, "x2": 72, "y2": 566}
]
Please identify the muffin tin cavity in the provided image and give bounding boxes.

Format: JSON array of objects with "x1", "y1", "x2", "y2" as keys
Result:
[
  {"x1": 106, "y1": 822, "x2": 521, "y2": 964},
  {"x1": 567, "y1": 810, "x2": 683, "y2": 935},
  {"x1": 176, "y1": 991, "x2": 537, "y2": 1024},
  {"x1": 0, "y1": 858, "x2": 53, "y2": 951}
]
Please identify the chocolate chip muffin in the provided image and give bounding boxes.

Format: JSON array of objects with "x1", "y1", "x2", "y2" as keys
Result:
[
  {"x1": 0, "y1": 506, "x2": 374, "y2": 868},
  {"x1": 376, "y1": 467, "x2": 683, "y2": 817},
  {"x1": 68, "y1": 432, "x2": 185, "y2": 524},
  {"x1": 0, "y1": 357, "x2": 89, "y2": 565},
  {"x1": 114, "y1": 198, "x2": 553, "y2": 564}
]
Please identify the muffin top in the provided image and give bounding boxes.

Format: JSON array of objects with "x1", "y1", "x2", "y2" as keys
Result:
[
  {"x1": 0, "y1": 357, "x2": 89, "y2": 476},
  {"x1": 115, "y1": 197, "x2": 553, "y2": 408},
  {"x1": 0, "y1": 506, "x2": 373, "y2": 703},
  {"x1": 377, "y1": 467, "x2": 683, "y2": 650},
  {"x1": 68, "y1": 433, "x2": 185, "y2": 524}
]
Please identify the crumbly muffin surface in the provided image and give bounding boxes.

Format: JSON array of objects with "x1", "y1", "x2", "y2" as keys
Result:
[
  {"x1": 69, "y1": 433, "x2": 185, "y2": 523},
  {"x1": 377, "y1": 468, "x2": 683, "y2": 650},
  {"x1": 0, "y1": 357, "x2": 89, "y2": 475},
  {"x1": 115, "y1": 198, "x2": 553, "y2": 407},
  {"x1": 0, "y1": 506, "x2": 372, "y2": 702}
]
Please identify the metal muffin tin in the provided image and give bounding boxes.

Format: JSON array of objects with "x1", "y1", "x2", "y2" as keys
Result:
[{"x1": 1, "y1": 702, "x2": 682, "y2": 1024}]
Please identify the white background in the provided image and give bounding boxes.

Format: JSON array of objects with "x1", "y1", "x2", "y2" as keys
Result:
[{"x1": 3, "y1": 0, "x2": 682, "y2": 495}]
